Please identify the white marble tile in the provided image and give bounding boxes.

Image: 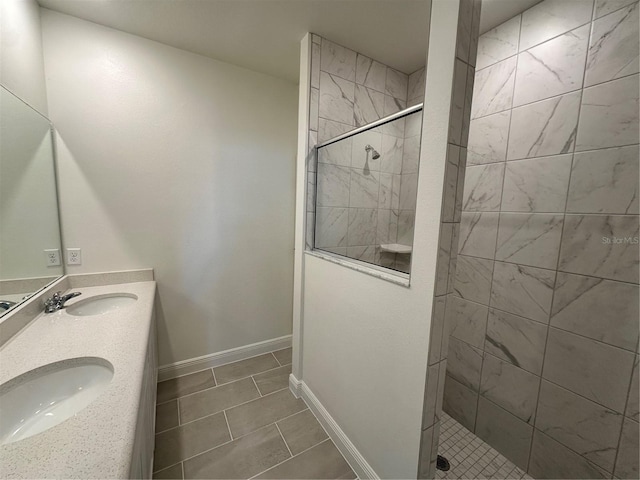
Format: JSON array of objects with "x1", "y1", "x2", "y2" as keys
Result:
[
  {"x1": 627, "y1": 355, "x2": 640, "y2": 421},
  {"x1": 468, "y1": 0, "x2": 482, "y2": 67},
  {"x1": 308, "y1": 130, "x2": 318, "y2": 160},
  {"x1": 450, "y1": 60, "x2": 469, "y2": 145},
  {"x1": 355, "y1": 54, "x2": 387, "y2": 93},
  {"x1": 443, "y1": 375, "x2": 479, "y2": 431},
  {"x1": 429, "y1": 298, "x2": 447, "y2": 365},
  {"x1": 319, "y1": 71, "x2": 355, "y2": 126},
  {"x1": 320, "y1": 38, "x2": 356, "y2": 81},
  {"x1": 576, "y1": 73, "x2": 640, "y2": 151},
  {"x1": 461, "y1": 66, "x2": 474, "y2": 148},
  {"x1": 448, "y1": 225, "x2": 460, "y2": 296},
  {"x1": 385, "y1": 68, "x2": 408, "y2": 100},
  {"x1": 462, "y1": 163, "x2": 505, "y2": 211},
  {"x1": 353, "y1": 84, "x2": 385, "y2": 127},
  {"x1": 408, "y1": 68, "x2": 425, "y2": 102},
  {"x1": 467, "y1": 111, "x2": 510, "y2": 165},
  {"x1": 436, "y1": 224, "x2": 454, "y2": 296},
  {"x1": 447, "y1": 336, "x2": 483, "y2": 390},
  {"x1": 514, "y1": 25, "x2": 589, "y2": 107},
  {"x1": 397, "y1": 210, "x2": 415, "y2": 245},
  {"x1": 536, "y1": 380, "x2": 623, "y2": 472},
  {"x1": 495, "y1": 213, "x2": 564, "y2": 269},
  {"x1": 480, "y1": 354, "x2": 540, "y2": 424},
  {"x1": 311, "y1": 42, "x2": 320, "y2": 89},
  {"x1": 448, "y1": 296, "x2": 489, "y2": 349},
  {"x1": 405, "y1": 110, "x2": 423, "y2": 138},
  {"x1": 318, "y1": 118, "x2": 352, "y2": 143},
  {"x1": 307, "y1": 171, "x2": 316, "y2": 213},
  {"x1": 529, "y1": 430, "x2": 610, "y2": 480},
  {"x1": 380, "y1": 135, "x2": 403, "y2": 174},
  {"x1": 378, "y1": 174, "x2": 393, "y2": 210},
  {"x1": 457, "y1": 0, "x2": 474, "y2": 63},
  {"x1": 567, "y1": 145, "x2": 639, "y2": 215},
  {"x1": 346, "y1": 245, "x2": 378, "y2": 264},
  {"x1": 422, "y1": 364, "x2": 440, "y2": 430},
  {"x1": 399, "y1": 173, "x2": 418, "y2": 211},
  {"x1": 558, "y1": 214, "x2": 639, "y2": 283},
  {"x1": 349, "y1": 169, "x2": 379, "y2": 209},
  {"x1": 442, "y1": 151, "x2": 459, "y2": 222},
  {"x1": 347, "y1": 208, "x2": 377, "y2": 246},
  {"x1": 519, "y1": 0, "x2": 594, "y2": 51},
  {"x1": 615, "y1": 417, "x2": 640, "y2": 479},
  {"x1": 391, "y1": 176, "x2": 401, "y2": 211},
  {"x1": 382, "y1": 96, "x2": 407, "y2": 137},
  {"x1": 543, "y1": 327, "x2": 636, "y2": 412},
  {"x1": 435, "y1": 361, "x2": 447, "y2": 422},
  {"x1": 318, "y1": 137, "x2": 352, "y2": 167},
  {"x1": 316, "y1": 163, "x2": 350, "y2": 207},
  {"x1": 351, "y1": 129, "x2": 382, "y2": 171},
  {"x1": 306, "y1": 212, "x2": 315, "y2": 249},
  {"x1": 486, "y1": 308, "x2": 547, "y2": 375},
  {"x1": 454, "y1": 148, "x2": 467, "y2": 223},
  {"x1": 476, "y1": 15, "x2": 520, "y2": 70},
  {"x1": 315, "y1": 207, "x2": 348, "y2": 248},
  {"x1": 507, "y1": 91, "x2": 581, "y2": 160},
  {"x1": 454, "y1": 255, "x2": 493, "y2": 304},
  {"x1": 502, "y1": 155, "x2": 572, "y2": 212},
  {"x1": 586, "y1": 2, "x2": 639, "y2": 87},
  {"x1": 595, "y1": 0, "x2": 637, "y2": 18},
  {"x1": 490, "y1": 261, "x2": 555, "y2": 322},
  {"x1": 459, "y1": 212, "x2": 499, "y2": 259},
  {"x1": 551, "y1": 273, "x2": 639, "y2": 351},
  {"x1": 401, "y1": 135, "x2": 420, "y2": 174},
  {"x1": 309, "y1": 87, "x2": 319, "y2": 131},
  {"x1": 475, "y1": 397, "x2": 534, "y2": 470},
  {"x1": 471, "y1": 56, "x2": 516, "y2": 119}
]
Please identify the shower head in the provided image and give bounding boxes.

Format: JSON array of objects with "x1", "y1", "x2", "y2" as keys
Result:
[{"x1": 365, "y1": 144, "x2": 380, "y2": 160}]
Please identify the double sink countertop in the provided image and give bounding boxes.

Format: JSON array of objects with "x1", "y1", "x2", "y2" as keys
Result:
[{"x1": 0, "y1": 280, "x2": 156, "y2": 478}]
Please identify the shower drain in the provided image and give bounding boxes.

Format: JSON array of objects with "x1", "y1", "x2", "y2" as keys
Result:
[{"x1": 436, "y1": 455, "x2": 451, "y2": 472}]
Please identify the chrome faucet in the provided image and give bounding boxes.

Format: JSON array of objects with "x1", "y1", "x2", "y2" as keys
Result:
[
  {"x1": 0, "y1": 300, "x2": 16, "y2": 311},
  {"x1": 44, "y1": 291, "x2": 82, "y2": 313}
]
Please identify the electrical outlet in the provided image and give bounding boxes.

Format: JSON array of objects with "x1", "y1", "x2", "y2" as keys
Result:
[
  {"x1": 44, "y1": 249, "x2": 61, "y2": 267},
  {"x1": 67, "y1": 248, "x2": 82, "y2": 265}
]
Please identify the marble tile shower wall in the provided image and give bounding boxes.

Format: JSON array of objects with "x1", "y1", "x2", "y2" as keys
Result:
[
  {"x1": 419, "y1": 0, "x2": 482, "y2": 478},
  {"x1": 444, "y1": 0, "x2": 639, "y2": 478},
  {"x1": 306, "y1": 34, "x2": 425, "y2": 273}
]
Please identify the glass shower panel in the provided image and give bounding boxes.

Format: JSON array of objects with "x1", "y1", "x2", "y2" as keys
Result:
[{"x1": 314, "y1": 108, "x2": 422, "y2": 274}]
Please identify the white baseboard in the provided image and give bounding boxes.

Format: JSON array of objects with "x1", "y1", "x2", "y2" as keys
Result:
[
  {"x1": 291, "y1": 375, "x2": 379, "y2": 480},
  {"x1": 158, "y1": 335, "x2": 292, "y2": 382}
]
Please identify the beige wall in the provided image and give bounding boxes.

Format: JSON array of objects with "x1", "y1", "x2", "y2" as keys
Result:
[{"x1": 41, "y1": 10, "x2": 298, "y2": 365}]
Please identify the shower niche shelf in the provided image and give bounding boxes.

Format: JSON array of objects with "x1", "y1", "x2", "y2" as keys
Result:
[{"x1": 380, "y1": 244, "x2": 412, "y2": 254}]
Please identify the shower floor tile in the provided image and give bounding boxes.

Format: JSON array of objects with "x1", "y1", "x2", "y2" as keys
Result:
[{"x1": 436, "y1": 412, "x2": 534, "y2": 480}]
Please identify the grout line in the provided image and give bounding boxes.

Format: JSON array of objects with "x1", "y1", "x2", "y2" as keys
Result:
[
  {"x1": 248, "y1": 438, "x2": 335, "y2": 480},
  {"x1": 271, "y1": 351, "x2": 282, "y2": 367},
  {"x1": 275, "y1": 422, "x2": 294, "y2": 458},
  {"x1": 180, "y1": 461, "x2": 184, "y2": 480},
  {"x1": 176, "y1": 397, "x2": 181, "y2": 426},
  {"x1": 223, "y1": 409, "x2": 234, "y2": 440},
  {"x1": 251, "y1": 375, "x2": 263, "y2": 397},
  {"x1": 211, "y1": 366, "x2": 217, "y2": 386}
]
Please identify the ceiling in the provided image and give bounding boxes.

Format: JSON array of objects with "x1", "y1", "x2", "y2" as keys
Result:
[{"x1": 37, "y1": 0, "x2": 541, "y2": 84}]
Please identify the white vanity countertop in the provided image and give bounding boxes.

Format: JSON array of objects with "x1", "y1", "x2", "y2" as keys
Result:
[{"x1": 0, "y1": 281, "x2": 156, "y2": 479}]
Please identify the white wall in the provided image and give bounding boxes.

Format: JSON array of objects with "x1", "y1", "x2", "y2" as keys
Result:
[
  {"x1": 40, "y1": 10, "x2": 298, "y2": 365},
  {"x1": 1, "y1": 0, "x2": 48, "y2": 114}
]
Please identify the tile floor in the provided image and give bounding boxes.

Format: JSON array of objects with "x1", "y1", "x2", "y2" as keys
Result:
[
  {"x1": 436, "y1": 412, "x2": 533, "y2": 480},
  {"x1": 153, "y1": 348, "x2": 356, "y2": 479}
]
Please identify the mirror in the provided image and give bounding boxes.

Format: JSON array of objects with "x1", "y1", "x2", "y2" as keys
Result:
[{"x1": 0, "y1": 85, "x2": 64, "y2": 317}]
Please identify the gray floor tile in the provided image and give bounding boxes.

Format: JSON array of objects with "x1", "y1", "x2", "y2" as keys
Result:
[
  {"x1": 277, "y1": 409, "x2": 329, "y2": 455},
  {"x1": 183, "y1": 424, "x2": 290, "y2": 479},
  {"x1": 226, "y1": 388, "x2": 306, "y2": 438},
  {"x1": 157, "y1": 370, "x2": 216, "y2": 404},
  {"x1": 179, "y1": 377, "x2": 260, "y2": 424},
  {"x1": 214, "y1": 354, "x2": 280, "y2": 385},
  {"x1": 254, "y1": 365, "x2": 292, "y2": 396},
  {"x1": 153, "y1": 462, "x2": 183, "y2": 479},
  {"x1": 156, "y1": 400, "x2": 179, "y2": 432},
  {"x1": 273, "y1": 347, "x2": 293, "y2": 366},
  {"x1": 255, "y1": 439, "x2": 355, "y2": 479},
  {"x1": 153, "y1": 412, "x2": 230, "y2": 472}
]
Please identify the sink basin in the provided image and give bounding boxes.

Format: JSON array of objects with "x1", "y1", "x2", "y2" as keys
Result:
[
  {"x1": 65, "y1": 293, "x2": 138, "y2": 316},
  {"x1": 0, "y1": 357, "x2": 114, "y2": 445}
]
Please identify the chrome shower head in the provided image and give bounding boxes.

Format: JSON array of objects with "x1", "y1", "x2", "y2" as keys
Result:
[{"x1": 365, "y1": 144, "x2": 380, "y2": 160}]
